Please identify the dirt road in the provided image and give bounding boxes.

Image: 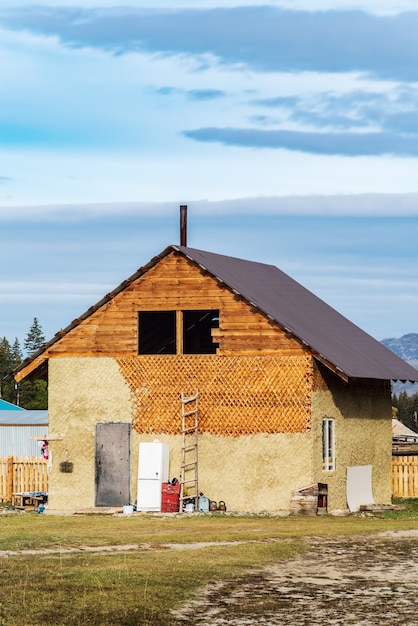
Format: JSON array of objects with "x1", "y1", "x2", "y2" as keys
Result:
[{"x1": 173, "y1": 530, "x2": 418, "y2": 625}]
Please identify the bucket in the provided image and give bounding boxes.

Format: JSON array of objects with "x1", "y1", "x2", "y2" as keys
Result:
[
  {"x1": 123, "y1": 505, "x2": 134, "y2": 515},
  {"x1": 185, "y1": 502, "x2": 194, "y2": 512},
  {"x1": 198, "y1": 496, "x2": 209, "y2": 512}
]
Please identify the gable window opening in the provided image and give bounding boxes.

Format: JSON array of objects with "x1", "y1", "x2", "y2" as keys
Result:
[
  {"x1": 322, "y1": 418, "x2": 335, "y2": 471},
  {"x1": 183, "y1": 310, "x2": 219, "y2": 354},
  {"x1": 138, "y1": 310, "x2": 219, "y2": 355},
  {"x1": 138, "y1": 311, "x2": 176, "y2": 354}
]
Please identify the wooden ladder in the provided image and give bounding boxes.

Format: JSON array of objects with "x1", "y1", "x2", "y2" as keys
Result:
[{"x1": 180, "y1": 391, "x2": 199, "y2": 511}]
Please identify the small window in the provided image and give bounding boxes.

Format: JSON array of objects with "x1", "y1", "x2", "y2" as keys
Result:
[
  {"x1": 322, "y1": 418, "x2": 335, "y2": 471},
  {"x1": 183, "y1": 310, "x2": 219, "y2": 354},
  {"x1": 138, "y1": 311, "x2": 176, "y2": 354}
]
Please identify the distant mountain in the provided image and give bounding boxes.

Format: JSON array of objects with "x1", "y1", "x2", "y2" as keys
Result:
[
  {"x1": 381, "y1": 333, "x2": 418, "y2": 396},
  {"x1": 381, "y1": 333, "x2": 418, "y2": 368}
]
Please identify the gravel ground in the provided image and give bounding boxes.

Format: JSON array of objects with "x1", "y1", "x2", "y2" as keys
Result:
[{"x1": 172, "y1": 530, "x2": 418, "y2": 625}]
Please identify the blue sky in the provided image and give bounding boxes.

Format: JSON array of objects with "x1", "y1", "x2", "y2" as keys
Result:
[{"x1": 1, "y1": 1, "x2": 418, "y2": 351}]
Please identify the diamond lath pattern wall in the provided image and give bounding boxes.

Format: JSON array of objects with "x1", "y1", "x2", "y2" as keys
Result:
[{"x1": 117, "y1": 355, "x2": 313, "y2": 436}]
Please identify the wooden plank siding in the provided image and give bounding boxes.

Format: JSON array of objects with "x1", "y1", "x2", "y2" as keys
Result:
[{"x1": 30, "y1": 251, "x2": 305, "y2": 360}]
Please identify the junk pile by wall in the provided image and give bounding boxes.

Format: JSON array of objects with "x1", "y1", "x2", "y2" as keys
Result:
[{"x1": 290, "y1": 483, "x2": 328, "y2": 516}]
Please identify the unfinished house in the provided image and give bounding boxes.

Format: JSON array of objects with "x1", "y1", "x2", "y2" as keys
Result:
[{"x1": 12, "y1": 240, "x2": 418, "y2": 514}]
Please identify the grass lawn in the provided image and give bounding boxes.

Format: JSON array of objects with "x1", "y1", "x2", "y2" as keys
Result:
[{"x1": 0, "y1": 500, "x2": 417, "y2": 626}]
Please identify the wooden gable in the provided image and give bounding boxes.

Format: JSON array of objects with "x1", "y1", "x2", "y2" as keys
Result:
[
  {"x1": 47, "y1": 250, "x2": 305, "y2": 357},
  {"x1": 16, "y1": 250, "x2": 305, "y2": 382}
]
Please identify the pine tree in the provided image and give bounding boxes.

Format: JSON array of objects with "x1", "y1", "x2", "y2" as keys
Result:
[
  {"x1": 15, "y1": 318, "x2": 48, "y2": 409},
  {"x1": 24, "y1": 317, "x2": 46, "y2": 356},
  {"x1": 410, "y1": 394, "x2": 418, "y2": 431},
  {"x1": 0, "y1": 326, "x2": 48, "y2": 409},
  {"x1": 392, "y1": 390, "x2": 418, "y2": 432},
  {"x1": 0, "y1": 337, "x2": 24, "y2": 403},
  {"x1": 397, "y1": 390, "x2": 409, "y2": 423},
  {"x1": 19, "y1": 379, "x2": 48, "y2": 410},
  {"x1": 11, "y1": 337, "x2": 23, "y2": 367},
  {"x1": 0, "y1": 337, "x2": 12, "y2": 400}
]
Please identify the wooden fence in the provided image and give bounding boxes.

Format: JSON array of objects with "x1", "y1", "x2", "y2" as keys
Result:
[
  {"x1": 391, "y1": 455, "x2": 418, "y2": 498},
  {"x1": 0, "y1": 456, "x2": 48, "y2": 502}
]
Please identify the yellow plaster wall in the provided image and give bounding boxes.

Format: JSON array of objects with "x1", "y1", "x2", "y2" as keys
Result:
[
  {"x1": 192, "y1": 432, "x2": 313, "y2": 512},
  {"x1": 48, "y1": 356, "x2": 391, "y2": 514},
  {"x1": 133, "y1": 432, "x2": 313, "y2": 512},
  {"x1": 47, "y1": 357, "x2": 133, "y2": 511},
  {"x1": 311, "y1": 387, "x2": 393, "y2": 513},
  {"x1": 47, "y1": 357, "x2": 314, "y2": 512}
]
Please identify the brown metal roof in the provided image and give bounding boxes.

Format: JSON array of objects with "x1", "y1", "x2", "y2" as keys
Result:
[
  {"x1": 176, "y1": 245, "x2": 418, "y2": 382},
  {"x1": 12, "y1": 244, "x2": 418, "y2": 383}
]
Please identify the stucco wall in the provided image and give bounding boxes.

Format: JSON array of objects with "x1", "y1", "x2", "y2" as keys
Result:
[
  {"x1": 193, "y1": 432, "x2": 313, "y2": 512},
  {"x1": 311, "y1": 386, "x2": 393, "y2": 512},
  {"x1": 130, "y1": 431, "x2": 312, "y2": 512},
  {"x1": 47, "y1": 357, "x2": 313, "y2": 512},
  {"x1": 48, "y1": 356, "x2": 392, "y2": 514},
  {"x1": 47, "y1": 357, "x2": 133, "y2": 510}
]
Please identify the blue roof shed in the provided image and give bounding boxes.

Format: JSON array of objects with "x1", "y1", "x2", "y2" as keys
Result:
[{"x1": 0, "y1": 399, "x2": 24, "y2": 411}]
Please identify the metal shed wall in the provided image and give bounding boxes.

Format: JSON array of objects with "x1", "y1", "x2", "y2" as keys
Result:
[{"x1": 0, "y1": 425, "x2": 49, "y2": 456}]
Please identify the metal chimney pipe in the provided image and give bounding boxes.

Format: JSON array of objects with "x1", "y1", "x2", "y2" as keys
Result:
[{"x1": 180, "y1": 205, "x2": 187, "y2": 246}]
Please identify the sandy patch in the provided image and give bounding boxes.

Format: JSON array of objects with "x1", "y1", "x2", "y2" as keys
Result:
[{"x1": 172, "y1": 532, "x2": 418, "y2": 625}]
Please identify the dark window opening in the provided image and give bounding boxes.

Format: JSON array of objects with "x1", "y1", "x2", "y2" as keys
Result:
[
  {"x1": 183, "y1": 310, "x2": 219, "y2": 354},
  {"x1": 138, "y1": 311, "x2": 176, "y2": 354}
]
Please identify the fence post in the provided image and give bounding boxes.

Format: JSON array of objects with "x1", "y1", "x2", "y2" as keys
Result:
[{"x1": 6, "y1": 456, "x2": 13, "y2": 502}]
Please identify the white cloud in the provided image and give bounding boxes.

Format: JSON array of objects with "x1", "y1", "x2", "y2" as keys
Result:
[
  {"x1": 3, "y1": 1, "x2": 418, "y2": 14},
  {"x1": 274, "y1": 0, "x2": 418, "y2": 14},
  {"x1": 3, "y1": 192, "x2": 418, "y2": 221},
  {"x1": 2, "y1": 7, "x2": 418, "y2": 207}
]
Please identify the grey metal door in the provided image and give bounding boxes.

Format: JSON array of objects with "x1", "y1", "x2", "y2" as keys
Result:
[{"x1": 95, "y1": 422, "x2": 131, "y2": 506}]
